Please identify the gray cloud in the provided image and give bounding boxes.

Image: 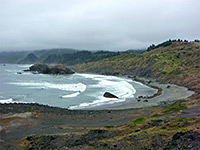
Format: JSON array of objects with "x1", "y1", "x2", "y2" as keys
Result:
[{"x1": 0, "y1": 0, "x2": 200, "y2": 51}]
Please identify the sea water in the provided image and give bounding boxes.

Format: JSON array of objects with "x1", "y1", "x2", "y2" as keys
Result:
[{"x1": 0, "y1": 64, "x2": 154, "y2": 109}]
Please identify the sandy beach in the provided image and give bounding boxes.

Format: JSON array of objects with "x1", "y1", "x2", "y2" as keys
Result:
[
  {"x1": 0, "y1": 77, "x2": 194, "y2": 141},
  {"x1": 86, "y1": 76, "x2": 194, "y2": 110}
]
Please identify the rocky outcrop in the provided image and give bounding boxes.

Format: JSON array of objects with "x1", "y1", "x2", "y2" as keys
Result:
[
  {"x1": 103, "y1": 92, "x2": 118, "y2": 99},
  {"x1": 164, "y1": 130, "x2": 200, "y2": 150},
  {"x1": 29, "y1": 63, "x2": 48, "y2": 73},
  {"x1": 26, "y1": 63, "x2": 75, "y2": 75}
]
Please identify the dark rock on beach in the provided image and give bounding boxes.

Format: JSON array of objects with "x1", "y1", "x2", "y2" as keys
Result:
[
  {"x1": 26, "y1": 63, "x2": 75, "y2": 75},
  {"x1": 103, "y1": 92, "x2": 118, "y2": 99},
  {"x1": 138, "y1": 96, "x2": 143, "y2": 99},
  {"x1": 167, "y1": 85, "x2": 171, "y2": 88}
]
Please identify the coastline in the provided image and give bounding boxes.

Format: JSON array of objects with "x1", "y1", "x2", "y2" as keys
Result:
[
  {"x1": 0, "y1": 74, "x2": 197, "y2": 149},
  {"x1": 84, "y1": 75, "x2": 194, "y2": 110},
  {"x1": 0, "y1": 73, "x2": 194, "y2": 111},
  {"x1": 1, "y1": 41, "x2": 199, "y2": 149}
]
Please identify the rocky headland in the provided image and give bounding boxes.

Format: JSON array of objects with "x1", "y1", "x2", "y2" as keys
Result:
[{"x1": 25, "y1": 62, "x2": 75, "y2": 75}]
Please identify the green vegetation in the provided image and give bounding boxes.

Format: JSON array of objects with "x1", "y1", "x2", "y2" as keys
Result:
[
  {"x1": 74, "y1": 41, "x2": 200, "y2": 94},
  {"x1": 162, "y1": 105, "x2": 188, "y2": 113},
  {"x1": 129, "y1": 117, "x2": 146, "y2": 128},
  {"x1": 151, "y1": 113, "x2": 159, "y2": 117},
  {"x1": 147, "y1": 40, "x2": 173, "y2": 51},
  {"x1": 132, "y1": 117, "x2": 146, "y2": 124},
  {"x1": 104, "y1": 125, "x2": 115, "y2": 128}
]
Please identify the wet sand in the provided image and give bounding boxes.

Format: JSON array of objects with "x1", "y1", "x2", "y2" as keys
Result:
[{"x1": 87, "y1": 77, "x2": 194, "y2": 110}]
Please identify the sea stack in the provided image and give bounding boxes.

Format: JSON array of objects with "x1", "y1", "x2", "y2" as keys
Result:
[{"x1": 26, "y1": 63, "x2": 75, "y2": 75}]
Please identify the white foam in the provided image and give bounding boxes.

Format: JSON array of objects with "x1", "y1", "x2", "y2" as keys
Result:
[
  {"x1": 90, "y1": 78, "x2": 136, "y2": 99},
  {"x1": 69, "y1": 97, "x2": 125, "y2": 110},
  {"x1": 78, "y1": 73, "x2": 136, "y2": 98},
  {"x1": 5, "y1": 69, "x2": 19, "y2": 73},
  {"x1": 61, "y1": 92, "x2": 80, "y2": 98},
  {"x1": 17, "y1": 64, "x2": 33, "y2": 68},
  {"x1": 9, "y1": 82, "x2": 87, "y2": 92},
  {"x1": 5, "y1": 72, "x2": 142, "y2": 109},
  {"x1": 0, "y1": 98, "x2": 34, "y2": 104},
  {"x1": 78, "y1": 73, "x2": 123, "y2": 81},
  {"x1": 68, "y1": 74, "x2": 137, "y2": 109},
  {"x1": 0, "y1": 98, "x2": 13, "y2": 103},
  {"x1": 68, "y1": 73, "x2": 137, "y2": 109}
]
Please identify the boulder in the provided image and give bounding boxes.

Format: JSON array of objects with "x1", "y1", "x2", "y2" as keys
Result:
[
  {"x1": 138, "y1": 96, "x2": 143, "y2": 99},
  {"x1": 167, "y1": 85, "x2": 171, "y2": 88},
  {"x1": 103, "y1": 92, "x2": 118, "y2": 99},
  {"x1": 26, "y1": 63, "x2": 75, "y2": 75}
]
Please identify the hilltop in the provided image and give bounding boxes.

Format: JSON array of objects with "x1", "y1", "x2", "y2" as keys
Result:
[{"x1": 74, "y1": 40, "x2": 200, "y2": 93}]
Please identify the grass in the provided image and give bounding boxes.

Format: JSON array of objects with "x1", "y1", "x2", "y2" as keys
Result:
[
  {"x1": 74, "y1": 41, "x2": 200, "y2": 96},
  {"x1": 161, "y1": 126, "x2": 167, "y2": 129},
  {"x1": 132, "y1": 117, "x2": 146, "y2": 124},
  {"x1": 129, "y1": 117, "x2": 146, "y2": 129},
  {"x1": 162, "y1": 105, "x2": 188, "y2": 113},
  {"x1": 151, "y1": 113, "x2": 160, "y2": 117},
  {"x1": 104, "y1": 125, "x2": 114, "y2": 128}
]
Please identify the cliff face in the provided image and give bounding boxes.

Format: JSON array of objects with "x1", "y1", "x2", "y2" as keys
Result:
[{"x1": 74, "y1": 41, "x2": 200, "y2": 93}]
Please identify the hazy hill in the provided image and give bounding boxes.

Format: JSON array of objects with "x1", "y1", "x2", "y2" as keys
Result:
[
  {"x1": 0, "y1": 48, "x2": 120, "y2": 65},
  {"x1": 34, "y1": 48, "x2": 78, "y2": 62},
  {"x1": 74, "y1": 41, "x2": 200, "y2": 92},
  {"x1": 0, "y1": 48, "x2": 78, "y2": 64},
  {"x1": 18, "y1": 53, "x2": 38, "y2": 64},
  {"x1": 0, "y1": 51, "x2": 30, "y2": 63}
]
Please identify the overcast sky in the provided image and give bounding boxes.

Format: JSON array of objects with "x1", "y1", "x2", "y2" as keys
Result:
[{"x1": 0, "y1": 0, "x2": 200, "y2": 51}]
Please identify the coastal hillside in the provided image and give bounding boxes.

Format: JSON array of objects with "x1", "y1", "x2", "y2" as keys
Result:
[
  {"x1": 1, "y1": 40, "x2": 200, "y2": 150},
  {"x1": 74, "y1": 40, "x2": 200, "y2": 93}
]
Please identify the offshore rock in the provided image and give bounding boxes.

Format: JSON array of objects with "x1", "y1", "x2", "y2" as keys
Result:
[
  {"x1": 103, "y1": 92, "x2": 118, "y2": 99},
  {"x1": 26, "y1": 63, "x2": 75, "y2": 75}
]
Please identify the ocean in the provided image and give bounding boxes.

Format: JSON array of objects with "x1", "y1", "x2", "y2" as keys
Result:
[{"x1": 0, "y1": 64, "x2": 156, "y2": 109}]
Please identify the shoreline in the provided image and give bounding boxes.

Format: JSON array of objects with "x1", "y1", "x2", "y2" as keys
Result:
[
  {"x1": 0, "y1": 74, "x2": 194, "y2": 111},
  {"x1": 0, "y1": 74, "x2": 196, "y2": 143},
  {"x1": 83, "y1": 75, "x2": 194, "y2": 110}
]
